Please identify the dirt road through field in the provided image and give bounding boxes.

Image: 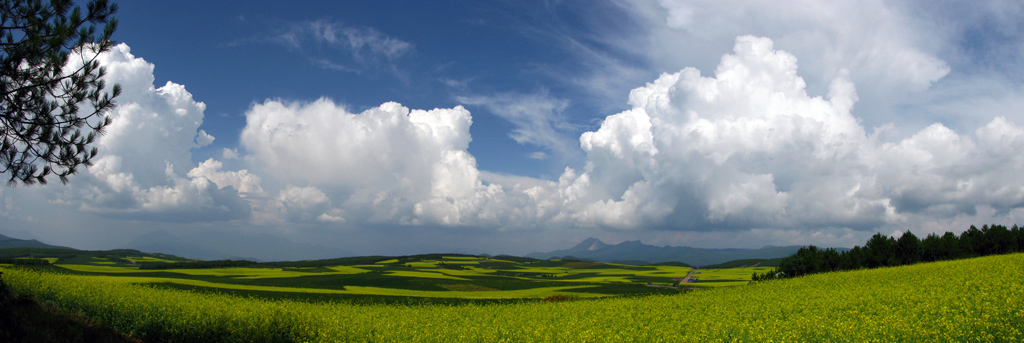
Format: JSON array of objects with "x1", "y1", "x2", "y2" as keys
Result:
[{"x1": 680, "y1": 269, "x2": 696, "y2": 284}]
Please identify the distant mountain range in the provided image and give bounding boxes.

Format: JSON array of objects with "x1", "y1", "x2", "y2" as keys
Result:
[
  {"x1": 0, "y1": 234, "x2": 73, "y2": 250},
  {"x1": 0, "y1": 231, "x2": 350, "y2": 262},
  {"x1": 527, "y1": 238, "x2": 833, "y2": 266}
]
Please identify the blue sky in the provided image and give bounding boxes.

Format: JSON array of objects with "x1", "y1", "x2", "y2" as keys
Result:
[
  {"x1": 3, "y1": 1, "x2": 1024, "y2": 261},
  {"x1": 113, "y1": 1, "x2": 637, "y2": 178}
]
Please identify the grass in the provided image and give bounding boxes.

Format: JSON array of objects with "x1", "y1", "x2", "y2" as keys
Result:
[
  {"x1": 700, "y1": 258, "x2": 784, "y2": 269},
  {"x1": 383, "y1": 270, "x2": 470, "y2": 280},
  {"x1": 124, "y1": 256, "x2": 184, "y2": 264},
  {"x1": 402, "y1": 261, "x2": 436, "y2": 268},
  {"x1": 440, "y1": 256, "x2": 481, "y2": 260},
  {"x1": 558, "y1": 275, "x2": 636, "y2": 283},
  {"x1": 0, "y1": 293, "x2": 138, "y2": 343},
  {"x1": 54, "y1": 265, "x2": 144, "y2": 273},
  {"x1": 19, "y1": 257, "x2": 60, "y2": 264},
  {"x1": 24, "y1": 254, "x2": 705, "y2": 301},
  {"x1": 437, "y1": 284, "x2": 499, "y2": 292},
  {"x1": 14, "y1": 271, "x2": 606, "y2": 299},
  {"x1": 3, "y1": 253, "x2": 1020, "y2": 342},
  {"x1": 27, "y1": 256, "x2": 693, "y2": 300},
  {"x1": 433, "y1": 268, "x2": 497, "y2": 276},
  {"x1": 684, "y1": 267, "x2": 764, "y2": 287},
  {"x1": 4, "y1": 250, "x2": 742, "y2": 304},
  {"x1": 144, "y1": 283, "x2": 534, "y2": 306}
]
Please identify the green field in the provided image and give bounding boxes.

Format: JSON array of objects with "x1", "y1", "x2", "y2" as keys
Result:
[
  {"x1": 2, "y1": 253, "x2": 1020, "y2": 342},
  {"x1": 688, "y1": 267, "x2": 770, "y2": 287},
  {"x1": 2, "y1": 250, "x2": 711, "y2": 302}
]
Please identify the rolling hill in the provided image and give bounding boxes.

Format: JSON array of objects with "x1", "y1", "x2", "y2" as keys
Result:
[{"x1": 0, "y1": 234, "x2": 72, "y2": 250}]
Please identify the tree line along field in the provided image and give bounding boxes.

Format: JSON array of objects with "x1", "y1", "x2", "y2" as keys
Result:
[
  {"x1": 1, "y1": 253, "x2": 1020, "y2": 342},
  {"x1": 755, "y1": 224, "x2": 1024, "y2": 282}
]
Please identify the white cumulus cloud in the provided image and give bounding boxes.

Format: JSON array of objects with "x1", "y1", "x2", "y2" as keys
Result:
[
  {"x1": 548, "y1": 35, "x2": 1024, "y2": 234},
  {"x1": 240, "y1": 99, "x2": 516, "y2": 226},
  {"x1": 235, "y1": 35, "x2": 1024, "y2": 236},
  {"x1": 49, "y1": 44, "x2": 254, "y2": 222},
  {"x1": 53, "y1": 37, "x2": 1024, "y2": 240},
  {"x1": 622, "y1": 0, "x2": 952, "y2": 130},
  {"x1": 275, "y1": 185, "x2": 344, "y2": 223}
]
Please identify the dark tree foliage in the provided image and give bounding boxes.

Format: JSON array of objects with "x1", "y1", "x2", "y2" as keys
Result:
[
  {"x1": 1, "y1": 0, "x2": 119, "y2": 186},
  {"x1": 921, "y1": 233, "x2": 942, "y2": 262},
  {"x1": 895, "y1": 230, "x2": 922, "y2": 265},
  {"x1": 773, "y1": 246, "x2": 845, "y2": 279},
  {"x1": 753, "y1": 224, "x2": 1024, "y2": 282},
  {"x1": 981, "y1": 224, "x2": 1012, "y2": 255},
  {"x1": 139, "y1": 259, "x2": 256, "y2": 270},
  {"x1": 939, "y1": 231, "x2": 961, "y2": 260},
  {"x1": 0, "y1": 257, "x2": 49, "y2": 265},
  {"x1": 959, "y1": 225, "x2": 983, "y2": 257},
  {"x1": 865, "y1": 233, "x2": 896, "y2": 268},
  {"x1": 1012, "y1": 225, "x2": 1024, "y2": 253}
]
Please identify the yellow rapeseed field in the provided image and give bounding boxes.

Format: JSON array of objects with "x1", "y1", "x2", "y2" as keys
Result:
[{"x1": 3, "y1": 253, "x2": 1022, "y2": 342}]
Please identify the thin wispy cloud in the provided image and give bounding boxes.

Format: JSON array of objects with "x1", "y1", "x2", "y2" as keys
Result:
[
  {"x1": 456, "y1": 91, "x2": 582, "y2": 164},
  {"x1": 236, "y1": 19, "x2": 412, "y2": 77}
]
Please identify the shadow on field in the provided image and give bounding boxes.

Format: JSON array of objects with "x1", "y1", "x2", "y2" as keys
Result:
[{"x1": 0, "y1": 272, "x2": 140, "y2": 343}]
